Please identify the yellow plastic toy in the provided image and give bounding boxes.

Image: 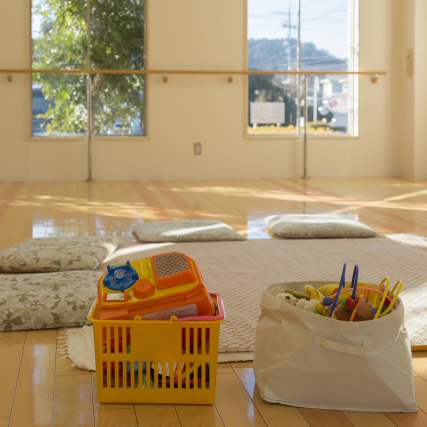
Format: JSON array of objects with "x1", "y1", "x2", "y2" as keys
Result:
[
  {"x1": 379, "y1": 280, "x2": 403, "y2": 317},
  {"x1": 373, "y1": 277, "x2": 390, "y2": 319},
  {"x1": 305, "y1": 285, "x2": 324, "y2": 300},
  {"x1": 98, "y1": 252, "x2": 215, "y2": 321},
  {"x1": 304, "y1": 283, "x2": 339, "y2": 299}
]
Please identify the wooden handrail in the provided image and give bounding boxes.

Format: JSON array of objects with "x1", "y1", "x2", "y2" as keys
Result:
[{"x1": 0, "y1": 69, "x2": 386, "y2": 76}]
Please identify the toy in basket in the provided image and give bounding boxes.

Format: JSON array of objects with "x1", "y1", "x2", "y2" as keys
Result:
[
  {"x1": 98, "y1": 252, "x2": 216, "y2": 321},
  {"x1": 255, "y1": 279, "x2": 416, "y2": 411},
  {"x1": 276, "y1": 263, "x2": 403, "y2": 322}
]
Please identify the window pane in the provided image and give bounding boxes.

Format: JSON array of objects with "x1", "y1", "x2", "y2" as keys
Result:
[
  {"x1": 31, "y1": 0, "x2": 146, "y2": 137},
  {"x1": 247, "y1": 0, "x2": 357, "y2": 136},
  {"x1": 92, "y1": 74, "x2": 144, "y2": 136},
  {"x1": 248, "y1": 0, "x2": 298, "y2": 135},
  {"x1": 300, "y1": 0, "x2": 353, "y2": 135},
  {"x1": 248, "y1": 74, "x2": 298, "y2": 135},
  {"x1": 32, "y1": 74, "x2": 87, "y2": 136},
  {"x1": 90, "y1": 0, "x2": 145, "y2": 136},
  {"x1": 32, "y1": 0, "x2": 88, "y2": 136},
  {"x1": 304, "y1": 75, "x2": 352, "y2": 135}
]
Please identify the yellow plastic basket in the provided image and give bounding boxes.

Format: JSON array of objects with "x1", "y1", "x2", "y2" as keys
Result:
[{"x1": 87, "y1": 293, "x2": 225, "y2": 404}]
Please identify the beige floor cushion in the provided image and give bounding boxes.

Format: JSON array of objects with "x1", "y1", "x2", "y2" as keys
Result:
[
  {"x1": 0, "y1": 237, "x2": 122, "y2": 273},
  {"x1": 0, "y1": 271, "x2": 101, "y2": 331},
  {"x1": 265, "y1": 214, "x2": 377, "y2": 239},
  {"x1": 133, "y1": 220, "x2": 245, "y2": 242}
]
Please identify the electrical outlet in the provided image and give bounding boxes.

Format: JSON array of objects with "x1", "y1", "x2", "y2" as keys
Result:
[{"x1": 194, "y1": 142, "x2": 202, "y2": 155}]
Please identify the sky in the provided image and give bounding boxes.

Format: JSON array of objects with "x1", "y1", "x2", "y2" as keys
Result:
[
  {"x1": 248, "y1": 0, "x2": 352, "y2": 60},
  {"x1": 31, "y1": 0, "x2": 44, "y2": 38}
]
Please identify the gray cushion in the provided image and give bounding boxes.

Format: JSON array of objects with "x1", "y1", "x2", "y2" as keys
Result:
[
  {"x1": 265, "y1": 214, "x2": 377, "y2": 239},
  {"x1": 133, "y1": 220, "x2": 245, "y2": 242},
  {"x1": 0, "y1": 237, "x2": 122, "y2": 273},
  {"x1": 0, "y1": 271, "x2": 101, "y2": 331}
]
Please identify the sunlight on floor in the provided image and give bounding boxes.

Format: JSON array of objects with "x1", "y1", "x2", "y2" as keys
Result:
[{"x1": 1, "y1": 177, "x2": 427, "y2": 250}]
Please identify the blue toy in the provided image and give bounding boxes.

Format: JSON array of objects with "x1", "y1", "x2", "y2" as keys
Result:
[
  {"x1": 103, "y1": 261, "x2": 139, "y2": 292},
  {"x1": 329, "y1": 262, "x2": 346, "y2": 318},
  {"x1": 342, "y1": 264, "x2": 359, "y2": 310}
]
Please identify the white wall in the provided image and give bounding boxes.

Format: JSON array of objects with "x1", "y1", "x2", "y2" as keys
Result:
[
  {"x1": 0, "y1": 0, "x2": 419, "y2": 181},
  {"x1": 413, "y1": 0, "x2": 427, "y2": 180},
  {"x1": 393, "y1": 0, "x2": 414, "y2": 179},
  {"x1": 393, "y1": 0, "x2": 427, "y2": 180}
]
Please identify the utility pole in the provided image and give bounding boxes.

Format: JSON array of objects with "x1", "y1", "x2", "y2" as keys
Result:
[
  {"x1": 285, "y1": 4, "x2": 293, "y2": 69},
  {"x1": 313, "y1": 76, "x2": 319, "y2": 123},
  {"x1": 282, "y1": 5, "x2": 297, "y2": 70},
  {"x1": 281, "y1": 5, "x2": 297, "y2": 128}
]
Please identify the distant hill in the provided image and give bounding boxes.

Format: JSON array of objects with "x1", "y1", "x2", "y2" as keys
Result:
[{"x1": 248, "y1": 38, "x2": 347, "y2": 71}]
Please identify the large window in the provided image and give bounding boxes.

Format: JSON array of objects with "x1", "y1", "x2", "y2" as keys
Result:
[
  {"x1": 31, "y1": 0, "x2": 146, "y2": 137},
  {"x1": 248, "y1": 0, "x2": 358, "y2": 136}
]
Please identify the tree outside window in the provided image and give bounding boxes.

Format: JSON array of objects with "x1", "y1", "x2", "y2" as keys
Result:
[{"x1": 32, "y1": 0, "x2": 146, "y2": 137}]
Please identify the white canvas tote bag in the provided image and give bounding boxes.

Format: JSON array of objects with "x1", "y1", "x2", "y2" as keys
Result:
[{"x1": 253, "y1": 282, "x2": 417, "y2": 412}]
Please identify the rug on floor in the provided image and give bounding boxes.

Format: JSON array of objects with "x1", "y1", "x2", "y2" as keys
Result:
[{"x1": 63, "y1": 234, "x2": 427, "y2": 368}]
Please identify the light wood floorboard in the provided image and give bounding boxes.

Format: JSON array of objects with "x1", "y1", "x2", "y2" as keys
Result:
[
  {"x1": 0, "y1": 331, "x2": 26, "y2": 418},
  {"x1": 9, "y1": 330, "x2": 56, "y2": 427},
  {"x1": 52, "y1": 375, "x2": 94, "y2": 427},
  {"x1": 231, "y1": 362, "x2": 310, "y2": 427},
  {"x1": 95, "y1": 408, "x2": 138, "y2": 427},
  {"x1": 343, "y1": 411, "x2": 397, "y2": 427},
  {"x1": 215, "y1": 372, "x2": 267, "y2": 427},
  {"x1": 175, "y1": 404, "x2": 224, "y2": 427},
  {"x1": 134, "y1": 404, "x2": 181, "y2": 426}
]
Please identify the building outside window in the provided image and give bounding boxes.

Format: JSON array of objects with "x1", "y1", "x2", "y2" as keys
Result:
[
  {"x1": 248, "y1": 0, "x2": 358, "y2": 136},
  {"x1": 31, "y1": 0, "x2": 146, "y2": 137}
]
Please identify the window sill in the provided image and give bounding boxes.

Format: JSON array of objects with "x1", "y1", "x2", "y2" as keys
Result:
[
  {"x1": 27, "y1": 135, "x2": 150, "y2": 143},
  {"x1": 245, "y1": 134, "x2": 359, "y2": 140}
]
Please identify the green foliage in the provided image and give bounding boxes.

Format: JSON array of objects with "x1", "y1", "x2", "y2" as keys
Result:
[
  {"x1": 249, "y1": 75, "x2": 287, "y2": 103},
  {"x1": 32, "y1": 0, "x2": 145, "y2": 135}
]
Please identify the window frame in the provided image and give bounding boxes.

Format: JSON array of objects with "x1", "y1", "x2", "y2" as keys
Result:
[
  {"x1": 244, "y1": 0, "x2": 359, "y2": 140},
  {"x1": 27, "y1": 0, "x2": 149, "y2": 142}
]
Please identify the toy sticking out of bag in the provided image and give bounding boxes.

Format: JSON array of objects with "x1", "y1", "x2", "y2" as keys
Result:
[{"x1": 275, "y1": 262, "x2": 403, "y2": 322}]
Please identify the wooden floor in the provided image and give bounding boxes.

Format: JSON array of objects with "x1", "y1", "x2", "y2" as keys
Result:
[{"x1": 1, "y1": 177, "x2": 427, "y2": 427}]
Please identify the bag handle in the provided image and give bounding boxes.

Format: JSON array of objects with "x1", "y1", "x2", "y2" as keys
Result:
[{"x1": 312, "y1": 336, "x2": 370, "y2": 357}]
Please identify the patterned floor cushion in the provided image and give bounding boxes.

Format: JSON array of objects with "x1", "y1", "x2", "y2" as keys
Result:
[
  {"x1": 0, "y1": 271, "x2": 101, "y2": 332},
  {"x1": 133, "y1": 220, "x2": 245, "y2": 243},
  {"x1": 264, "y1": 214, "x2": 378, "y2": 239},
  {"x1": 0, "y1": 237, "x2": 122, "y2": 273}
]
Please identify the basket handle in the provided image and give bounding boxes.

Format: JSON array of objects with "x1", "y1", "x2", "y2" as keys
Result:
[{"x1": 312, "y1": 336, "x2": 370, "y2": 357}]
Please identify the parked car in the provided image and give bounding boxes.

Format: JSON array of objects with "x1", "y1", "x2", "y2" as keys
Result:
[
  {"x1": 318, "y1": 93, "x2": 348, "y2": 132},
  {"x1": 32, "y1": 84, "x2": 54, "y2": 135}
]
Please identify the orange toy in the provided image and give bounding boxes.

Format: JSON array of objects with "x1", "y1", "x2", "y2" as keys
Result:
[{"x1": 97, "y1": 252, "x2": 215, "y2": 321}]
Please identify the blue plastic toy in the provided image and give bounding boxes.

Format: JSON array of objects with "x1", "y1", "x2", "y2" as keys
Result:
[
  {"x1": 103, "y1": 261, "x2": 139, "y2": 292},
  {"x1": 342, "y1": 264, "x2": 359, "y2": 310},
  {"x1": 329, "y1": 262, "x2": 346, "y2": 318}
]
